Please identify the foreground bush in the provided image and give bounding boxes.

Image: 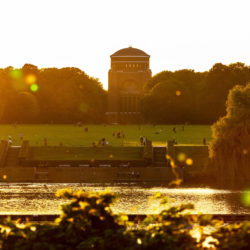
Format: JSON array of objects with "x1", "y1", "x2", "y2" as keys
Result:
[{"x1": 0, "y1": 190, "x2": 249, "y2": 249}]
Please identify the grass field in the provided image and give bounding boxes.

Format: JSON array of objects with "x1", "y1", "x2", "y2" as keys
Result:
[{"x1": 0, "y1": 124, "x2": 212, "y2": 147}]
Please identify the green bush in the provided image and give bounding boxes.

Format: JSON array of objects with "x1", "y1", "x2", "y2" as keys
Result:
[{"x1": 0, "y1": 190, "x2": 249, "y2": 249}]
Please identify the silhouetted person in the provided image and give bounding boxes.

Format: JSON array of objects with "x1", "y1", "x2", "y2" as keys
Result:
[
  {"x1": 173, "y1": 127, "x2": 176, "y2": 133},
  {"x1": 173, "y1": 138, "x2": 177, "y2": 144},
  {"x1": 140, "y1": 136, "x2": 143, "y2": 145},
  {"x1": 8, "y1": 136, "x2": 12, "y2": 147},
  {"x1": 203, "y1": 137, "x2": 206, "y2": 145},
  {"x1": 101, "y1": 138, "x2": 106, "y2": 146}
]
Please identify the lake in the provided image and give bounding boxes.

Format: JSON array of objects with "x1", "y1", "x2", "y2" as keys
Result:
[{"x1": 0, "y1": 183, "x2": 249, "y2": 215}]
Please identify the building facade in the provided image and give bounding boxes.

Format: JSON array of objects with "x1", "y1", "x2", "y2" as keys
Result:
[{"x1": 106, "y1": 47, "x2": 152, "y2": 123}]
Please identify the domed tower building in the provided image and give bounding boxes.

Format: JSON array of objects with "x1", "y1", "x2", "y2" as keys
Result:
[{"x1": 106, "y1": 47, "x2": 151, "y2": 123}]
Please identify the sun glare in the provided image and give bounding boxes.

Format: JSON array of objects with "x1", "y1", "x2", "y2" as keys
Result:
[{"x1": 25, "y1": 74, "x2": 37, "y2": 85}]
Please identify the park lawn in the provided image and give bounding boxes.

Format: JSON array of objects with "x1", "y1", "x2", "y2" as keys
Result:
[{"x1": 0, "y1": 124, "x2": 212, "y2": 147}]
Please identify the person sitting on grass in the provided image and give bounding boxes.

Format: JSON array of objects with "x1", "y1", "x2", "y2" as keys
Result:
[
  {"x1": 101, "y1": 138, "x2": 106, "y2": 146},
  {"x1": 117, "y1": 132, "x2": 121, "y2": 138},
  {"x1": 8, "y1": 136, "x2": 12, "y2": 147}
]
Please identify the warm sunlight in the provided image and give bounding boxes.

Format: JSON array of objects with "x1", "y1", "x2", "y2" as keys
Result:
[
  {"x1": 0, "y1": 1, "x2": 249, "y2": 248},
  {"x1": 0, "y1": 0, "x2": 249, "y2": 89}
]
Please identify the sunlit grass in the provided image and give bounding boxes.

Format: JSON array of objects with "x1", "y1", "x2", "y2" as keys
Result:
[{"x1": 0, "y1": 124, "x2": 212, "y2": 147}]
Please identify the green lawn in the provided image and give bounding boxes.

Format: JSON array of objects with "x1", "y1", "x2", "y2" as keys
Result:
[{"x1": 0, "y1": 124, "x2": 212, "y2": 147}]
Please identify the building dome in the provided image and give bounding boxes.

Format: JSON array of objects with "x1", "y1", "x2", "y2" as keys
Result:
[{"x1": 111, "y1": 47, "x2": 149, "y2": 57}]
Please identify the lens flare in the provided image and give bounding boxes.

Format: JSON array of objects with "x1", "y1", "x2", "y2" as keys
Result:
[
  {"x1": 177, "y1": 152, "x2": 186, "y2": 162},
  {"x1": 2, "y1": 175, "x2": 7, "y2": 180},
  {"x1": 25, "y1": 74, "x2": 37, "y2": 85},
  {"x1": 165, "y1": 154, "x2": 171, "y2": 160},
  {"x1": 176, "y1": 90, "x2": 181, "y2": 96},
  {"x1": 241, "y1": 190, "x2": 250, "y2": 206},
  {"x1": 243, "y1": 149, "x2": 248, "y2": 155},
  {"x1": 30, "y1": 84, "x2": 39, "y2": 92},
  {"x1": 186, "y1": 158, "x2": 193, "y2": 165},
  {"x1": 10, "y1": 69, "x2": 22, "y2": 79}
]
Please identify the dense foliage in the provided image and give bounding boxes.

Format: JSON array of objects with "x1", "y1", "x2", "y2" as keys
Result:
[
  {"x1": 209, "y1": 83, "x2": 250, "y2": 188},
  {"x1": 0, "y1": 64, "x2": 107, "y2": 123},
  {"x1": 142, "y1": 63, "x2": 250, "y2": 124},
  {"x1": 0, "y1": 190, "x2": 249, "y2": 249},
  {"x1": 1, "y1": 62, "x2": 250, "y2": 124}
]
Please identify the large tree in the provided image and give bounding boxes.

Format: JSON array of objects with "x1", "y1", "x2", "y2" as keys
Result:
[
  {"x1": 200, "y1": 62, "x2": 250, "y2": 123},
  {"x1": 209, "y1": 83, "x2": 250, "y2": 188},
  {"x1": 142, "y1": 69, "x2": 206, "y2": 124},
  {"x1": 141, "y1": 79, "x2": 193, "y2": 124}
]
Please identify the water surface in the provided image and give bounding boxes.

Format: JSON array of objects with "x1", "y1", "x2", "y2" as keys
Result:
[{"x1": 0, "y1": 183, "x2": 249, "y2": 215}]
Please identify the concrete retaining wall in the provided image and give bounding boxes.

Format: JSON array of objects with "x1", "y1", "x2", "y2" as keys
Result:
[{"x1": 0, "y1": 166, "x2": 175, "y2": 183}]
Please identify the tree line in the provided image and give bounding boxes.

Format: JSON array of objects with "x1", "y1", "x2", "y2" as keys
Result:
[
  {"x1": 0, "y1": 62, "x2": 249, "y2": 124},
  {"x1": 141, "y1": 62, "x2": 250, "y2": 124},
  {"x1": 0, "y1": 64, "x2": 107, "y2": 123}
]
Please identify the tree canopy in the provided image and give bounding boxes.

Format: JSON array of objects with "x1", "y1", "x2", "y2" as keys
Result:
[
  {"x1": 209, "y1": 82, "x2": 250, "y2": 188},
  {"x1": 1, "y1": 62, "x2": 250, "y2": 124},
  {"x1": 142, "y1": 63, "x2": 250, "y2": 124},
  {"x1": 0, "y1": 65, "x2": 107, "y2": 123}
]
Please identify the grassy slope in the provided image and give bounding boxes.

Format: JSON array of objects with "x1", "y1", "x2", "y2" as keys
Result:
[{"x1": 0, "y1": 124, "x2": 212, "y2": 147}]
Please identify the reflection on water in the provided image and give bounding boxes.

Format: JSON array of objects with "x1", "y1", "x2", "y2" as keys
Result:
[{"x1": 0, "y1": 183, "x2": 249, "y2": 215}]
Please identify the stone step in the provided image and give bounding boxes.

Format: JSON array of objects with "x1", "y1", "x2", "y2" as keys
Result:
[{"x1": 4, "y1": 147, "x2": 20, "y2": 167}]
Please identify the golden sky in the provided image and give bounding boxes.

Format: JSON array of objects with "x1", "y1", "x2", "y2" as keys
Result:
[{"x1": 0, "y1": 0, "x2": 249, "y2": 89}]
